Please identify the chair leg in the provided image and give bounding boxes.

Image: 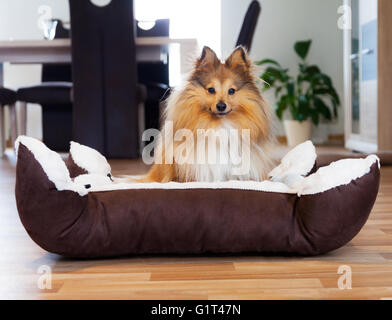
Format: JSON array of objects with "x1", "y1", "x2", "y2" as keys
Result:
[
  {"x1": 0, "y1": 106, "x2": 5, "y2": 157},
  {"x1": 18, "y1": 101, "x2": 27, "y2": 136},
  {"x1": 9, "y1": 103, "x2": 18, "y2": 148}
]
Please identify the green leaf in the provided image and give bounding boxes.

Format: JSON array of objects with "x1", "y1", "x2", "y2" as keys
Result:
[
  {"x1": 299, "y1": 63, "x2": 307, "y2": 73},
  {"x1": 294, "y1": 40, "x2": 312, "y2": 60},
  {"x1": 315, "y1": 73, "x2": 332, "y2": 87},
  {"x1": 303, "y1": 65, "x2": 321, "y2": 77},
  {"x1": 289, "y1": 103, "x2": 298, "y2": 120},
  {"x1": 273, "y1": 86, "x2": 283, "y2": 98},
  {"x1": 313, "y1": 88, "x2": 331, "y2": 95},
  {"x1": 310, "y1": 109, "x2": 320, "y2": 126},
  {"x1": 314, "y1": 97, "x2": 332, "y2": 121},
  {"x1": 255, "y1": 59, "x2": 281, "y2": 67},
  {"x1": 332, "y1": 99, "x2": 338, "y2": 117},
  {"x1": 286, "y1": 82, "x2": 295, "y2": 96},
  {"x1": 298, "y1": 95, "x2": 311, "y2": 121},
  {"x1": 260, "y1": 71, "x2": 276, "y2": 88},
  {"x1": 330, "y1": 87, "x2": 341, "y2": 106},
  {"x1": 297, "y1": 73, "x2": 304, "y2": 83},
  {"x1": 264, "y1": 67, "x2": 290, "y2": 82},
  {"x1": 275, "y1": 97, "x2": 288, "y2": 120}
]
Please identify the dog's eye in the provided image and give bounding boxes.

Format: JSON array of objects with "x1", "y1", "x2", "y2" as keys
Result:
[
  {"x1": 208, "y1": 87, "x2": 216, "y2": 94},
  {"x1": 228, "y1": 88, "x2": 236, "y2": 95}
]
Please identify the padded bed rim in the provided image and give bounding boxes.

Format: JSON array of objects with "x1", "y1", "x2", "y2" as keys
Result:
[{"x1": 15, "y1": 143, "x2": 380, "y2": 257}]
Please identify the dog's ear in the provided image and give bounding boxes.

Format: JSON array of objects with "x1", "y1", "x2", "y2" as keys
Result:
[
  {"x1": 225, "y1": 46, "x2": 251, "y2": 72},
  {"x1": 196, "y1": 46, "x2": 220, "y2": 69}
]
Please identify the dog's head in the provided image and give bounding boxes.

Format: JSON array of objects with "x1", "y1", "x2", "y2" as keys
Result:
[
  {"x1": 165, "y1": 46, "x2": 271, "y2": 141},
  {"x1": 188, "y1": 46, "x2": 262, "y2": 116}
]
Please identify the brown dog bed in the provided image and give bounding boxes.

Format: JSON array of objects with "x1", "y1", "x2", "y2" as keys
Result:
[{"x1": 14, "y1": 136, "x2": 380, "y2": 258}]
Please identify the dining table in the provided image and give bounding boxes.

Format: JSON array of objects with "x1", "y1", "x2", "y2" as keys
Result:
[{"x1": 0, "y1": 37, "x2": 199, "y2": 85}]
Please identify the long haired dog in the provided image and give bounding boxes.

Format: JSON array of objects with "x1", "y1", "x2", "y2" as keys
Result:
[{"x1": 142, "y1": 46, "x2": 274, "y2": 182}]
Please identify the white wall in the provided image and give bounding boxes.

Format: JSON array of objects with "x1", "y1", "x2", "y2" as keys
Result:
[
  {"x1": 0, "y1": 0, "x2": 69, "y2": 139},
  {"x1": 221, "y1": 0, "x2": 344, "y2": 137}
]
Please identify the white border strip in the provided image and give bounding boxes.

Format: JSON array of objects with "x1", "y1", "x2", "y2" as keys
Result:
[{"x1": 86, "y1": 179, "x2": 296, "y2": 194}]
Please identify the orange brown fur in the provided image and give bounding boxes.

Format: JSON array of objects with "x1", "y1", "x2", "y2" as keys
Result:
[{"x1": 141, "y1": 46, "x2": 274, "y2": 183}]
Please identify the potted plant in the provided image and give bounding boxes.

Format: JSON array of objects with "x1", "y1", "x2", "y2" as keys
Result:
[{"x1": 256, "y1": 40, "x2": 340, "y2": 147}]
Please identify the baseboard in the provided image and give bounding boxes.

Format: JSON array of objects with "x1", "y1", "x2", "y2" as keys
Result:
[
  {"x1": 277, "y1": 134, "x2": 344, "y2": 146},
  {"x1": 276, "y1": 136, "x2": 287, "y2": 144}
]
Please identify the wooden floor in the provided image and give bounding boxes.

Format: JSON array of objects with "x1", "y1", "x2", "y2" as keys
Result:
[{"x1": 1, "y1": 148, "x2": 392, "y2": 300}]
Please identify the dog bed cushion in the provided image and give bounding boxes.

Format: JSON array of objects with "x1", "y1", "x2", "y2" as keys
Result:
[{"x1": 15, "y1": 136, "x2": 380, "y2": 258}]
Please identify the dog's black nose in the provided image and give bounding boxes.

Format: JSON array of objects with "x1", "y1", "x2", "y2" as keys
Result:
[{"x1": 216, "y1": 102, "x2": 227, "y2": 112}]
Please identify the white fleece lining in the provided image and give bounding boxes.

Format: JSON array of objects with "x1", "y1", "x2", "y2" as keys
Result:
[
  {"x1": 297, "y1": 155, "x2": 379, "y2": 196},
  {"x1": 15, "y1": 136, "x2": 73, "y2": 191},
  {"x1": 15, "y1": 136, "x2": 380, "y2": 197},
  {"x1": 70, "y1": 141, "x2": 111, "y2": 175},
  {"x1": 81, "y1": 179, "x2": 296, "y2": 194},
  {"x1": 269, "y1": 140, "x2": 316, "y2": 180}
]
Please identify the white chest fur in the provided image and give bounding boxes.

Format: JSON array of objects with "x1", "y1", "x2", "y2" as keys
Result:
[{"x1": 174, "y1": 123, "x2": 270, "y2": 182}]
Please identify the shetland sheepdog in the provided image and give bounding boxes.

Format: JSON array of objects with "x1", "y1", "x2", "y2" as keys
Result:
[{"x1": 139, "y1": 46, "x2": 274, "y2": 183}]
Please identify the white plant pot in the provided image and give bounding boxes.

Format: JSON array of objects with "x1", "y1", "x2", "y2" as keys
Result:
[
  {"x1": 312, "y1": 122, "x2": 329, "y2": 145},
  {"x1": 283, "y1": 120, "x2": 312, "y2": 147}
]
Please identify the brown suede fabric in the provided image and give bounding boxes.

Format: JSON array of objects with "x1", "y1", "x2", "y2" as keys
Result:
[
  {"x1": 65, "y1": 154, "x2": 88, "y2": 178},
  {"x1": 293, "y1": 163, "x2": 379, "y2": 255},
  {"x1": 15, "y1": 144, "x2": 379, "y2": 258}
]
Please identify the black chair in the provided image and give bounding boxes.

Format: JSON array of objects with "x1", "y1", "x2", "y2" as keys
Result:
[
  {"x1": 137, "y1": 19, "x2": 170, "y2": 131},
  {"x1": 236, "y1": 0, "x2": 261, "y2": 52},
  {"x1": 17, "y1": 20, "x2": 73, "y2": 151},
  {"x1": 69, "y1": 0, "x2": 145, "y2": 158},
  {"x1": 0, "y1": 87, "x2": 17, "y2": 156}
]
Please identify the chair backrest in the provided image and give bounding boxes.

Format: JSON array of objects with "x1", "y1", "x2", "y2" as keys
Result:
[
  {"x1": 42, "y1": 20, "x2": 72, "y2": 82},
  {"x1": 136, "y1": 19, "x2": 170, "y2": 85},
  {"x1": 69, "y1": 0, "x2": 139, "y2": 158},
  {"x1": 235, "y1": 0, "x2": 261, "y2": 52},
  {"x1": 136, "y1": 19, "x2": 169, "y2": 38}
]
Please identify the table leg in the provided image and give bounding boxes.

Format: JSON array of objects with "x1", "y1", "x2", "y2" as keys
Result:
[
  {"x1": 0, "y1": 62, "x2": 3, "y2": 86},
  {"x1": 0, "y1": 106, "x2": 5, "y2": 157},
  {"x1": 18, "y1": 101, "x2": 27, "y2": 135},
  {"x1": 9, "y1": 103, "x2": 18, "y2": 147}
]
